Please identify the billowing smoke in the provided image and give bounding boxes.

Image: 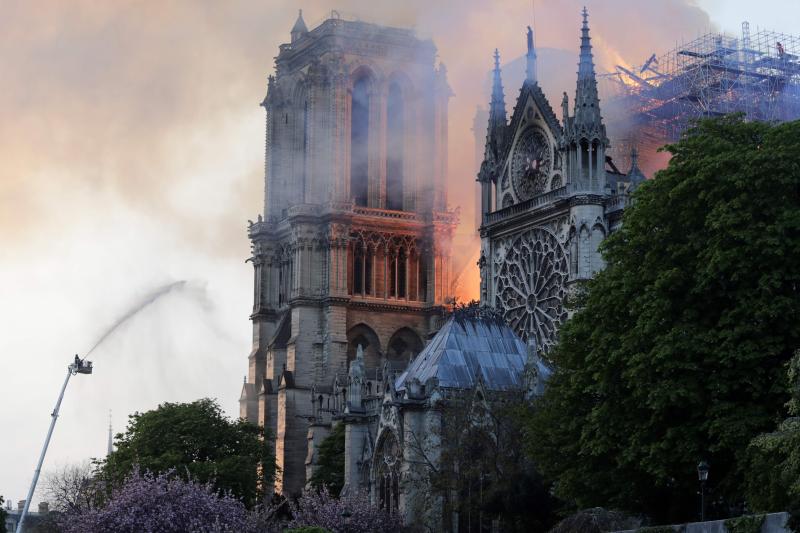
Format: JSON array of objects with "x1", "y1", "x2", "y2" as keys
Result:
[{"x1": 0, "y1": 0, "x2": 712, "y2": 503}]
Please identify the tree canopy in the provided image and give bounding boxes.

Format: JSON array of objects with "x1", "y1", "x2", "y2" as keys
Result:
[
  {"x1": 100, "y1": 398, "x2": 274, "y2": 508},
  {"x1": 308, "y1": 423, "x2": 345, "y2": 496},
  {"x1": 743, "y1": 350, "x2": 800, "y2": 515},
  {"x1": 526, "y1": 116, "x2": 800, "y2": 522}
]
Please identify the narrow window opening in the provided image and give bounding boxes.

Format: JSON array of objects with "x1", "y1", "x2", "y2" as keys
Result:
[
  {"x1": 398, "y1": 248, "x2": 407, "y2": 298},
  {"x1": 301, "y1": 100, "x2": 308, "y2": 202},
  {"x1": 351, "y1": 77, "x2": 370, "y2": 206},
  {"x1": 365, "y1": 248, "x2": 373, "y2": 295},
  {"x1": 389, "y1": 252, "x2": 397, "y2": 298},
  {"x1": 386, "y1": 83, "x2": 404, "y2": 211}
]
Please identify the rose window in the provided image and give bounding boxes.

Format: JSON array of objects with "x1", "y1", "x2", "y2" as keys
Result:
[
  {"x1": 495, "y1": 228, "x2": 568, "y2": 354},
  {"x1": 510, "y1": 127, "x2": 552, "y2": 202}
]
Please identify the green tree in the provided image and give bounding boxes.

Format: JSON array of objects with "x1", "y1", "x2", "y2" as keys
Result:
[
  {"x1": 100, "y1": 398, "x2": 274, "y2": 508},
  {"x1": 526, "y1": 116, "x2": 800, "y2": 522},
  {"x1": 308, "y1": 423, "x2": 345, "y2": 496},
  {"x1": 0, "y1": 495, "x2": 7, "y2": 528},
  {"x1": 744, "y1": 350, "x2": 800, "y2": 514}
]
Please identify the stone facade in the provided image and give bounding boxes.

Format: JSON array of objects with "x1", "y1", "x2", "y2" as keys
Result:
[
  {"x1": 340, "y1": 307, "x2": 550, "y2": 530},
  {"x1": 239, "y1": 12, "x2": 457, "y2": 496},
  {"x1": 478, "y1": 9, "x2": 644, "y2": 353}
]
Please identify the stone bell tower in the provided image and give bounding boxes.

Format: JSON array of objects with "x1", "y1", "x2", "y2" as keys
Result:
[{"x1": 240, "y1": 11, "x2": 457, "y2": 496}]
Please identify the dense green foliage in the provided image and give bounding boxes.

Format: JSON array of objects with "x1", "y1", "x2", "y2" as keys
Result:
[
  {"x1": 724, "y1": 514, "x2": 766, "y2": 533},
  {"x1": 433, "y1": 396, "x2": 560, "y2": 531},
  {"x1": 100, "y1": 398, "x2": 274, "y2": 508},
  {"x1": 0, "y1": 496, "x2": 7, "y2": 527},
  {"x1": 744, "y1": 351, "x2": 800, "y2": 513},
  {"x1": 308, "y1": 423, "x2": 346, "y2": 496},
  {"x1": 526, "y1": 116, "x2": 800, "y2": 522}
]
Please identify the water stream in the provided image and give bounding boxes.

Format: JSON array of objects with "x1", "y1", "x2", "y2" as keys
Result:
[{"x1": 85, "y1": 280, "x2": 188, "y2": 356}]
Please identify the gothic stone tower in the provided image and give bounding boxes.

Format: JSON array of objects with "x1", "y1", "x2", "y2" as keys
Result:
[
  {"x1": 240, "y1": 11, "x2": 457, "y2": 496},
  {"x1": 479, "y1": 9, "x2": 642, "y2": 354}
]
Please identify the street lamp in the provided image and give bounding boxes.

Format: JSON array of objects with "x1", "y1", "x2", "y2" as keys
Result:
[
  {"x1": 697, "y1": 460, "x2": 709, "y2": 521},
  {"x1": 341, "y1": 507, "x2": 353, "y2": 528},
  {"x1": 17, "y1": 355, "x2": 93, "y2": 533}
]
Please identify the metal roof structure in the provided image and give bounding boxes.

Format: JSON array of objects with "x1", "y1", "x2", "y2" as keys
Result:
[
  {"x1": 601, "y1": 22, "x2": 800, "y2": 172},
  {"x1": 395, "y1": 315, "x2": 551, "y2": 392}
]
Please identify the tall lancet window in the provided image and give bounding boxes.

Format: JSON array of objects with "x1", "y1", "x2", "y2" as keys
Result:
[
  {"x1": 386, "y1": 83, "x2": 404, "y2": 211},
  {"x1": 301, "y1": 99, "x2": 309, "y2": 202},
  {"x1": 351, "y1": 77, "x2": 370, "y2": 207}
]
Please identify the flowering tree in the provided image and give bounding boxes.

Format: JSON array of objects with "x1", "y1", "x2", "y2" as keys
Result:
[
  {"x1": 60, "y1": 469, "x2": 255, "y2": 533},
  {"x1": 288, "y1": 487, "x2": 401, "y2": 533}
]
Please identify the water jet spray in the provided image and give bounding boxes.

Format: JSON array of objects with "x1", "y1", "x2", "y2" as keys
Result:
[{"x1": 17, "y1": 280, "x2": 190, "y2": 532}]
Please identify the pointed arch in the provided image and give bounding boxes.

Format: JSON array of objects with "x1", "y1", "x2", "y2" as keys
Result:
[
  {"x1": 350, "y1": 67, "x2": 375, "y2": 207},
  {"x1": 347, "y1": 323, "x2": 381, "y2": 370},
  {"x1": 386, "y1": 327, "x2": 424, "y2": 363},
  {"x1": 386, "y1": 81, "x2": 405, "y2": 211},
  {"x1": 373, "y1": 429, "x2": 401, "y2": 514},
  {"x1": 291, "y1": 80, "x2": 309, "y2": 204}
]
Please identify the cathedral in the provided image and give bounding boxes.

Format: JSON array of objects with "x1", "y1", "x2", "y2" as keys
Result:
[
  {"x1": 335, "y1": 8, "x2": 645, "y2": 529},
  {"x1": 239, "y1": 11, "x2": 457, "y2": 496},
  {"x1": 240, "y1": 6, "x2": 645, "y2": 528},
  {"x1": 478, "y1": 8, "x2": 644, "y2": 354}
]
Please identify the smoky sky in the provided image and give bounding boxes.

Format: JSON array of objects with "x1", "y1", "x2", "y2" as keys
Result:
[{"x1": 1, "y1": 0, "x2": 717, "y2": 505}]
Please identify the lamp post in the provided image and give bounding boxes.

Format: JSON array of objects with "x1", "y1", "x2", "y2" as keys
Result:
[
  {"x1": 697, "y1": 460, "x2": 709, "y2": 522},
  {"x1": 17, "y1": 355, "x2": 93, "y2": 533},
  {"x1": 341, "y1": 508, "x2": 352, "y2": 528}
]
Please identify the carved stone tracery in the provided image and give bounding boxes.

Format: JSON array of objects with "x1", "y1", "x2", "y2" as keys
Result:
[{"x1": 494, "y1": 227, "x2": 568, "y2": 354}]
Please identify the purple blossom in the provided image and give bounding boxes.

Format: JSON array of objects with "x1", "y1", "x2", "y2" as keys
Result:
[
  {"x1": 60, "y1": 469, "x2": 253, "y2": 533},
  {"x1": 288, "y1": 487, "x2": 402, "y2": 533}
]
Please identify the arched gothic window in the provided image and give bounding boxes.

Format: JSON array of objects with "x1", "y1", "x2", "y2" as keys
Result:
[
  {"x1": 351, "y1": 77, "x2": 370, "y2": 206},
  {"x1": 386, "y1": 83, "x2": 404, "y2": 211},
  {"x1": 389, "y1": 247, "x2": 408, "y2": 299},
  {"x1": 301, "y1": 99, "x2": 309, "y2": 201},
  {"x1": 350, "y1": 240, "x2": 373, "y2": 296},
  {"x1": 376, "y1": 432, "x2": 400, "y2": 513}
]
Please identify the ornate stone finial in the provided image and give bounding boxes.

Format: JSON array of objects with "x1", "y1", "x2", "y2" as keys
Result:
[
  {"x1": 526, "y1": 26, "x2": 537, "y2": 83},
  {"x1": 524, "y1": 337, "x2": 542, "y2": 400},
  {"x1": 291, "y1": 9, "x2": 308, "y2": 43},
  {"x1": 527, "y1": 336, "x2": 538, "y2": 359},
  {"x1": 347, "y1": 345, "x2": 366, "y2": 413}
]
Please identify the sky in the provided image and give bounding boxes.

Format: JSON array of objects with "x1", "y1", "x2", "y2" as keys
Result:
[{"x1": 1, "y1": 0, "x2": 796, "y2": 507}]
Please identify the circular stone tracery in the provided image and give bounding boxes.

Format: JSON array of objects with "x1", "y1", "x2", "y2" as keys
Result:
[
  {"x1": 495, "y1": 228, "x2": 568, "y2": 354},
  {"x1": 510, "y1": 127, "x2": 552, "y2": 201}
]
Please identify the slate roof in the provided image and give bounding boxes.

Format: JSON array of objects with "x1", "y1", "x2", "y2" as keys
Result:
[{"x1": 395, "y1": 316, "x2": 545, "y2": 392}]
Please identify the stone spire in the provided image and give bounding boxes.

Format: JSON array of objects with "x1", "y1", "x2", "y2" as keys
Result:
[
  {"x1": 107, "y1": 410, "x2": 113, "y2": 456},
  {"x1": 525, "y1": 25, "x2": 537, "y2": 83},
  {"x1": 573, "y1": 7, "x2": 602, "y2": 128},
  {"x1": 626, "y1": 146, "x2": 647, "y2": 191},
  {"x1": 290, "y1": 9, "x2": 308, "y2": 43},
  {"x1": 481, "y1": 48, "x2": 507, "y2": 170},
  {"x1": 489, "y1": 49, "x2": 507, "y2": 134}
]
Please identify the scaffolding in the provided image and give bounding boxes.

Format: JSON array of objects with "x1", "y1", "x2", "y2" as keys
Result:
[{"x1": 602, "y1": 22, "x2": 800, "y2": 172}]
